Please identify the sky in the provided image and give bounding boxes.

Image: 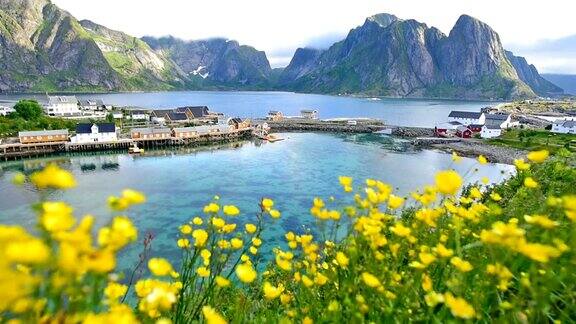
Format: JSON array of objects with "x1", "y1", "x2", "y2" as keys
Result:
[{"x1": 52, "y1": 0, "x2": 576, "y2": 73}]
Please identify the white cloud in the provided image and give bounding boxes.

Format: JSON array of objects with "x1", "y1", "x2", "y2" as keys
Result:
[{"x1": 53, "y1": 0, "x2": 576, "y2": 71}]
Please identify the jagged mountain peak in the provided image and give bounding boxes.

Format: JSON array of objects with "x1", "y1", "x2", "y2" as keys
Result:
[{"x1": 366, "y1": 13, "x2": 400, "y2": 28}]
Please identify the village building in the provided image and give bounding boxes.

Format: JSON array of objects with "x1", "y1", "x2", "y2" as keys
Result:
[
  {"x1": 455, "y1": 125, "x2": 472, "y2": 138},
  {"x1": 78, "y1": 99, "x2": 105, "y2": 111},
  {"x1": 301, "y1": 109, "x2": 319, "y2": 120},
  {"x1": 481, "y1": 124, "x2": 502, "y2": 139},
  {"x1": 165, "y1": 112, "x2": 189, "y2": 123},
  {"x1": 448, "y1": 111, "x2": 485, "y2": 125},
  {"x1": 0, "y1": 105, "x2": 15, "y2": 116},
  {"x1": 468, "y1": 124, "x2": 483, "y2": 133},
  {"x1": 19, "y1": 129, "x2": 69, "y2": 144},
  {"x1": 434, "y1": 121, "x2": 462, "y2": 136},
  {"x1": 45, "y1": 96, "x2": 80, "y2": 116},
  {"x1": 485, "y1": 113, "x2": 512, "y2": 129},
  {"x1": 228, "y1": 117, "x2": 250, "y2": 130},
  {"x1": 176, "y1": 106, "x2": 210, "y2": 120},
  {"x1": 150, "y1": 109, "x2": 174, "y2": 124},
  {"x1": 552, "y1": 120, "x2": 576, "y2": 134},
  {"x1": 194, "y1": 124, "x2": 233, "y2": 135},
  {"x1": 172, "y1": 127, "x2": 199, "y2": 138},
  {"x1": 128, "y1": 110, "x2": 150, "y2": 121},
  {"x1": 71, "y1": 123, "x2": 117, "y2": 143},
  {"x1": 267, "y1": 111, "x2": 284, "y2": 121},
  {"x1": 112, "y1": 112, "x2": 123, "y2": 119},
  {"x1": 130, "y1": 127, "x2": 171, "y2": 139}
]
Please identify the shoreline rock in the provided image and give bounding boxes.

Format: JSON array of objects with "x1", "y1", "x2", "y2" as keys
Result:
[{"x1": 428, "y1": 140, "x2": 526, "y2": 164}]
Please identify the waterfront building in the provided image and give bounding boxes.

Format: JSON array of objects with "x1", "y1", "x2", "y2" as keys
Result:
[
  {"x1": 173, "y1": 127, "x2": 199, "y2": 138},
  {"x1": 228, "y1": 117, "x2": 250, "y2": 130},
  {"x1": 70, "y1": 123, "x2": 117, "y2": 143},
  {"x1": 267, "y1": 111, "x2": 284, "y2": 121},
  {"x1": 194, "y1": 124, "x2": 233, "y2": 135},
  {"x1": 481, "y1": 125, "x2": 502, "y2": 138},
  {"x1": 128, "y1": 110, "x2": 150, "y2": 121},
  {"x1": 485, "y1": 113, "x2": 512, "y2": 129},
  {"x1": 455, "y1": 125, "x2": 473, "y2": 138},
  {"x1": 130, "y1": 127, "x2": 171, "y2": 139},
  {"x1": 434, "y1": 121, "x2": 461, "y2": 136},
  {"x1": 18, "y1": 129, "x2": 69, "y2": 144},
  {"x1": 165, "y1": 112, "x2": 189, "y2": 123},
  {"x1": 176, "y1": 106, "x2": 210, "y2": 119},
  {"x1": 0, "y1": 105, "x2": 15, "y2": 116},
  {"x1": 78, "y1": 99, "x2": 105, "y2": 111},
  {"x1": 552, "y1": 120, "x2": 576, "y2": 134},
  {"x1": 45, "y1": 96, "x2": 80, "y2": 116},
  {"x1": 448, "y1": 111, "x2": 485, "y2": 125},
  {"x1": 151, "y1": 109, "x2": 174, "y2": 124},
  {"x1": 301, "y1": 109, "x2": 319, "y2": 119}
]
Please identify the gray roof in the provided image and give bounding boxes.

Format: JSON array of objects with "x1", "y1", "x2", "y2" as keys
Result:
[
  {"x1": 301, "y1": 109, "x2": 318, "y2": 113},
  {"x1": 561, "y1": 120, "x2": 576, "y2": 128},
  {"x1": 485, "y1": 113, "x2": 510, "y2": 121},
  {"x1": 151, "y1": 109, "x2": 174, "y2": 117},
  {"x1": 76, "y1": 123, "x2": 115, "y2": 134},
  {"x1": 483, "y1": 124, "x2": 502, "y2": 130},
  {"x1": 19, "y1": 129, "x2": 69, "y2": 137},
  {"x1": 131, "y1": 127, "x2": 171, "y2": 135},
  {"x1": 173, "y1": 127, "x2": 199, "y2": 132},
  {"x1": 166, "y1": 112, "x2": 188, "y2": 121},
  {"x1": 448, "y1": 111, "x2": 483, "y2": 119},
  {"x1": 456, "y1": 125, "x2": 471, "y2": 132},
  {"x1": 48, "y1": 96, "x2": 78, "y2": 105},
  {"x1": 78, "y1": 99, "x2": 104, "y2": 106}
]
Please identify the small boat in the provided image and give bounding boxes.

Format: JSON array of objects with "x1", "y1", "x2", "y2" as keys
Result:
[
  {"x1": 129, "y1": 144, "x2": 144, "y2": 154},
  {"x1": 266, "y1": 134, "x2": 284, "y2": 142}
]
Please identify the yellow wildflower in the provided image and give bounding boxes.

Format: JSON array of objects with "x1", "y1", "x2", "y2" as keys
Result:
[
  {"x1": 197, "y1": 266, "x2": 210, "y2": 277},
  {"x1": 361, "y1": 272, "x2": 381, "y2": 288},
  {"x1": 177, "y1": 238, "x2": 190, "y2": 249},
  {"x1": 514, "y1": 158, "x2": 531, "y2": 171},
  {"x1": 390, "y1": 222, "x2": 411, "y2": 237},
  {"x1": 231, "y1": 238, "x2": 243, "y2": 249},
  {"x1": 518, "y1": 243, "x2": 561, "y2": 263},
  {"x1": 422, "y1": 273, "x2": 433, "y2": 292},
  {"x1": 269, "y1": 209, "x2": 281, "y2": 219},
  {"x1": 204, "y1": 203, "x2": 220, "y2": 213},
  {"x1": 335, "y1": 251, "x2": 349, "y2": 268},
  {"x1": 236, "y1": 263, "x2": 257, "y2": 283},
  {"x1": 444, "y1": 293, "x2": 475, "y2": 319},
  {"x1": 30, "y1": 163, "x2": 76, "y2": 189},
  {"x1": 192, "y1": 229, "x2": 209, "y2": 247},
  {"x1": 450, "y1": 257, "x2": 473, "y2": 272},
  {"x1": 524, "y1": 177, "x2": 538, "y2": 188},
  {"x1": 193, "y1": 217, "x2": 203, "y2": 225},
  {"x1": 452, "y1": 152, "x2": 462, "y2": 163},
  {"x1": 435, "y1": 170, "x2": 463, "y2": 196},
  {"x1": 263, "y1": 282, "x2": 284, "y2": 300},
  {"x1": 180, "y1": 224, "x2": 192, "y2": 234},
  {"x1": 524, "y1": 214, "x2": 558, "y2": 229},
  {"x1": 148, "y1": 258, "x2": 174, "y2": 276},
  {"x1": 261, "y1": 198, "x2": 274, "y2": 210},
  {"x1": 223, "y1": 205, "x2": 240, "y2": 216},
  {"x1": 387, "y1": 195, "x2": 405, "y2": 209},
  {"x1": 202, "y1": 306, "x2": 227, "y2": 324},
  {"x1": 104, "y1": 282, "x2": 128, "y2": 304},
  {"x1": 215, "y1": 276, "x2": 231, "y2": 288},
  {"x1": 40, "y1": 202, "x2": 75, "y2": 233},
  {"x1": 478, "y1": 155, "x2": 488, "y2": 164},
  {"x1": 490, "y1": 192, "x2": 502, "y2": 201},
  {"x1": 245, "y1": 223, "x2": 257, "y2": 234},
  {"x1": 527, "y1": 150, "x2": 549, "y2": 163}
]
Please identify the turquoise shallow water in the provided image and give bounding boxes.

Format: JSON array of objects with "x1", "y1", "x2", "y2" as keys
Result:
[
  {"x1": 1, "y1": 91, "x2": 493, "y2": 127},
  {"x1": 0, "y1": 133, "x2": 513, "y2": 272}
]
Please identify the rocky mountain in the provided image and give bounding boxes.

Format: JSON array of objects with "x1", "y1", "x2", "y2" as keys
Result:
[
  {"x1": 141, "y1": 36, "x2": 273, "y2": 88},
  {"x1": 505, "y1": 51, "x2": 564, "y2": 97},
  {"x1": 542, "y1": 74, "x2": 576, "y2": 95},
  {"x1": 279, "y1": 14, "x2": 547, "y2": 100}
]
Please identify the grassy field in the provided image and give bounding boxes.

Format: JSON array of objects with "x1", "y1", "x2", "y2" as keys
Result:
[{"x1": 488, "y1": 129, "x2": 576, "y2": 152}]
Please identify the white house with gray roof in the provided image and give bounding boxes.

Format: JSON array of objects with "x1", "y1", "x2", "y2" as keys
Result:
[
  {"x1": 552, "y1": 120, "x2": 576, "y2": 134},
  {"x1": 485, "y1": 113, "x2": 512, "y2": 129},
  {"x1": 45, "y1": 96, "x2": 80, "y2": 116},
  {"x1": 448, "y1": 111, "x2": 485, "y2": 125}
]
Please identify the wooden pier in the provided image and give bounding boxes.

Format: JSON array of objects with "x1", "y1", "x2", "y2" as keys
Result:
[{"x1": 0, "y1": 129, "x2": 253, "y2": 160}]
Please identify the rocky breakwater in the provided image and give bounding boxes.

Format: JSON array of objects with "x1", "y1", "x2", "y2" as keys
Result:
[
  {"x1": 391, "y1": 127, "x2": 435, "y2": 138},
  {"x1": 429, "y1": 139, "x2": 526, "y2": 164},
  {"x1": 266, "y1": 119, "x2": 386, "y2": 133}
]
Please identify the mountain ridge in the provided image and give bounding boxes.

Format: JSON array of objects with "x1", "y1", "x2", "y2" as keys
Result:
[{"x1": 0, "y1": 1, "x2": 563, "y2": 99}]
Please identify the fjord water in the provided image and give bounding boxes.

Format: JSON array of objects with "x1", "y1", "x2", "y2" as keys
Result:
[
  {"x1": 1, "y1": 91, "x2": 492, "y2": 127},
  {"x1": 0, "y1": 133, "x2": 513, "y2": 271}
]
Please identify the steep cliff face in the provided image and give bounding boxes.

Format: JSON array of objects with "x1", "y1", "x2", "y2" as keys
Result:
[
  {"x1": 142, "y1": 36, "x2": 272, "y2": 88},
  {"x1": 0, "y1": 0, "x2": 121, "y2": 92},
  {"x1": 280, "y1": 13, "x2": 538, "y2": 99},
  {"x1": 505, "y1": 51, "x2": 564, "y2": 97}
]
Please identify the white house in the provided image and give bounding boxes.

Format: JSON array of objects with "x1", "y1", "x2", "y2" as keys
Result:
[
  {"x1": 70, "y1": 123, "x2": 117, "y2": 143},
  {"x1": 0, "y1": 105, "x2": 15, "y2": 116},
  {"x1": 552, "y1": 120, "x2": 576, "y2": 134},
  {"x1": 78, "y1": 99, "x2": 105, "y2": 111},
  {"x1": 448, "y1": 111, "x2": 485, "y2": 125},
  {"x1": 128, "y1": 110, "x2": 150, "y2": 121},
  {"x1": 485, "y1": 113, "x2": 512, "y2": 129},
  {"x1": 112, "y1": 112, "x2": 124, "y2": 119},
  {"x1": 480, "y1": 125, "x2": 502, "y2": 139},
  {"x1": 301, "y1": 109, "x2": 319, "y2": 120},
  {"x1": 45, "y1": 96, "x2": 80, "y2": 116}
]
